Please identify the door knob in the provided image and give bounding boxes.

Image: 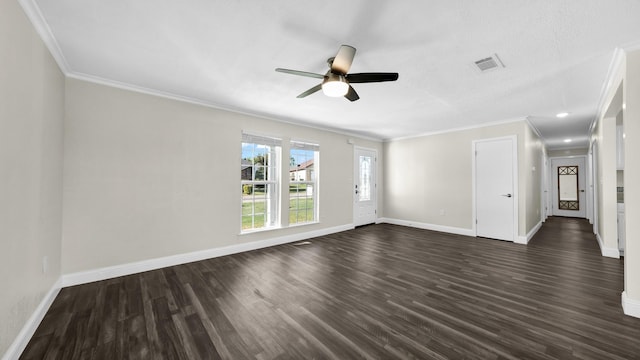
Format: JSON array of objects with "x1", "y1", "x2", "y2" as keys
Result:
[{"x1": 501, "y1": 194, "x2": 512, "y2": 198}]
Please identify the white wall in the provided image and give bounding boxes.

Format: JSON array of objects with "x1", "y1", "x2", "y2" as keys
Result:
[
  {"x1": 524, "y1": 124, "x2": 543, "y2": 234},
  {"x1": 547, "y1": 148, "x2": 588, "y2": 157},
  {"x1": 383, "y1": 121, "x2": 542, "y2": 237},
  {"x1": 594, "y1": 115, "x2": 619, "y2": 252},
  {"x1": 62, "y1": 78, "x2": 383, "y2": 274},
  {"x1": 590, "y1": 48, "x2": 640, "y2": 317},
  {"x1": 0, "y1": 0, "x2": 65, "y2": 356},
  {"x1": 593, "y1": 78, "x2": 624, "y2": 256},
  {"x1": 624, "y1": 49, "x2": 640, "y2": 307}
]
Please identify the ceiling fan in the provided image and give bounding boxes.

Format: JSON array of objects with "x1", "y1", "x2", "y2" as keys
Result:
[{"x1": 275, "y1": 45, "x2": 399, "y2": 102}]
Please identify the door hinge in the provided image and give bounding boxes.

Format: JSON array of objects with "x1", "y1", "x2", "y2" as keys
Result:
[{"x1": 476, "y1": 219, "x2": 478, "y2": 224}]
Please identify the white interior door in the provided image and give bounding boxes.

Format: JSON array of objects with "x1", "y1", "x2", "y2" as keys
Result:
[
  {"x1": 354, "y1": 147, "x2": 377, "y2": 226},
  {"x1": 475, "y1": 137, "x2": 517, "y2": 241},
  {"x1": 551, "y1": 157, "x2": 586, "y2": 218}
]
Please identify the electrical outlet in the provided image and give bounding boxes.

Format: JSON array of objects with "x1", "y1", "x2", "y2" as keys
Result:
[
  {"x1": 439, "y1": 209, "x2": 445, "y2": 216},
  {"x1": 42, "y1": 256, "x2": 48, "y2": 274}
]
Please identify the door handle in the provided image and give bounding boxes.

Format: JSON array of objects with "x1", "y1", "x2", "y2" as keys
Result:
[{"x1": 501, "y1": 194, "x2": 512, "y2": 198}]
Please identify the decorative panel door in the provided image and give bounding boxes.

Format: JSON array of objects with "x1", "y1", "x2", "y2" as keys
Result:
[{"x1": 551, "y1": 157, "x2": 586, "y2": 218}]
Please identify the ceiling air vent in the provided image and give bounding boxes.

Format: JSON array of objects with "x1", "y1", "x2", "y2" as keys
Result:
[{"x1": 474, "y1": 54, "x2": 505, "y2": 72}]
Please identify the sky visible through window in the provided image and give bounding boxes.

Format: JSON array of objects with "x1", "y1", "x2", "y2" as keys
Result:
[
  {"x1": 242, "y1": 143, "x2": 267, "y2": 160},
  {"x1": 242, "y1": 143, "x2": 310, "y2": 166}
]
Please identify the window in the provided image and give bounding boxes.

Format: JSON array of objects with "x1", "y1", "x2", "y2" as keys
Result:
[
  {"x1": 358, "y1": 155, "x2": 372, "y2": 201},
  {"x1": 289, "y1": 141, "x2": 319, "y2": 225},
  {"x1": 241, "y1": 134, "x2": 281, "y2": 231}
]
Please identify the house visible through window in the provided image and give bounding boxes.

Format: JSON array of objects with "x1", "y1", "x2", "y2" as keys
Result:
[
  {"x1": 289, "y1": 141, "x2": 319, "y2": 225},
  {"x1": 241, "y1": 134, "x2": 281, "y2": 231}
]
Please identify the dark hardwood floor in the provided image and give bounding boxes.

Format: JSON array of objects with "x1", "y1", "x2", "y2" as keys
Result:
[{"x1": 21, "y1": 217, "x2": 640, "y2": 359}]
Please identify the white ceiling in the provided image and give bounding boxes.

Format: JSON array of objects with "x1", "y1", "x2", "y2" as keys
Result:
[{"x1": 28, "y1": 0, "x2": 640, "y2": 147}]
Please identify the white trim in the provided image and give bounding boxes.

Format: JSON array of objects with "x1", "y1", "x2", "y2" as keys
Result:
[
  {"x1": 601, "y1": 247, "x2": 620, "y2": 258},
  {"x1": 596, "y1": 233, "x2": 620, "y2": 258},
  {"x1": 515, "y1": 221, "x2": 542, "y2": 245},
  {"x1": 61, "y1": 224, "x2": 353, "y2": 287},
  {"x1": 378, "y1": 218, "x2": 474, "y2": 237},
  {"x1": 591, "y1": 140, "x2": 600, "y2": 235},
  {"x1": 17, "y1": 0, "x2": 70, "y2": 72},
  {"x1": 590, "y1": 48, "x2": 625, "y2": 134},
  {"x1": 353, "y1": 146, "x2": 378, "y2": 227},
  {"x1": 2, "y1": 279, "x2": 62, "y2": 360},
  {"x1": 524, "y1": 116, "x2": 543, "y2": 139},
  {"x1": 472, "y1": 135, "x2": 519, "y2": 242},
  {"x1": 386, "y1": 117, "x2": 526, "y2": 142},
  {"x1": 622, "y1": 291, "x2": 640, "y2": 318}
]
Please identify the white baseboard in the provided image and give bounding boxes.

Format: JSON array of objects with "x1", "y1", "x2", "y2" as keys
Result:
[
  {"x1": 62, "y1": 224, "x2": 354, "y2": 287},
  {"x1": 377, "y1": 218, "x2": 474, "y2": 237},
  {"x1": 622, "y1": 291, "x2": 640, "y2": 318},
  {"x1": 596, "y1": 233, "x2": 620, "y2": 258},
  {"x1": 515, "y1": 221, "x2": 542, "y2": 244},
  {"x1": 2, "y1": 279, "x2": 62, "y2": 360}
]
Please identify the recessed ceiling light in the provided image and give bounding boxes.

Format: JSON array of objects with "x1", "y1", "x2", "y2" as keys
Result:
[
  {"x1": 556, "y1": 112, "x2": 569, "y2": 118},
  {"x1": 563, "y1": 138, "x2": 572, "y2": 143}
]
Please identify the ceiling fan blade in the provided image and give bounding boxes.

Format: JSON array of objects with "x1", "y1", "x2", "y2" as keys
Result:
[
  {"x1": 331, "y1": 45, "x2": 356, "y2": 74},
  {"x1": 297, "y1": 84, "x2": 322, "y2": 98},
  {"x1": 344, "y1": 85, "x2": 360, "y2": 102},
  {"x1": 346, "y1": 72, "x2": 399, "y2": 83},
  {"x1": 276, "y1": 68, "x2": 325, "y2": 79}
]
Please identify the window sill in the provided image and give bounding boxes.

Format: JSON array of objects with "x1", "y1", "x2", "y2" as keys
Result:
[
  {"x1": 239, "y1": 221, "x2": 320, "y2": 236},
  {"x1": 239, "y1": 226, "x2": 282, "y2": 236}
]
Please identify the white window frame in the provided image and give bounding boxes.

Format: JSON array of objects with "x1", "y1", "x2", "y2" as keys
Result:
[
  {"x1": 241, "y1": 133, "x2": 281, "y2": 232},
  {"x1": 289, "y1": 140, "x2": 319, "y2": 226}
]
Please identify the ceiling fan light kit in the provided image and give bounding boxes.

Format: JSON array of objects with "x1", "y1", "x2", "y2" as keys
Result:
[
  {"x1": 276, "y1": 44, "x2": 398, "y2": 102},
  {"x1": 322, "y1": 74, "x2": 349, "y2": 97}
]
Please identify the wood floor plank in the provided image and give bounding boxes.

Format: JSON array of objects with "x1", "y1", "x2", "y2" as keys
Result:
[{"x1": 20, "y1": 217, "x2": 640, "y2": 359}]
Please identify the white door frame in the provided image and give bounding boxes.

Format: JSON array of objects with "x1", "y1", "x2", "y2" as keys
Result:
[
  {"x1": 591, "y1": 141, "x2": 599, "y2": 235},
  {"x1": 353, "y1": 146, "x2": 378, "y2": 226},
  {"x1": 548, "y1": 155, "x2": 588, "y2": 218},
  {"x1": 541, "y1": 152, "x2": 549, "y2": 222},
  {"x1": 586, "y1": 150, "x2": 594, "y2": 224},
  {"x1": 472, "y1": 135, "x2": 519, "y2": 241}
]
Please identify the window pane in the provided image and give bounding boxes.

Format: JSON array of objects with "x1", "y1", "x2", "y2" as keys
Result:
[
  {"x1": 290, "y1": 144, "x2": 318, "y2": 225},
  {"x1": 558, "y1": 165, "x2": 579, "y2": 210},
  {"x1": 241, "y1": 137, "x2": 280, "y2": 232},
  {"x1": 359, "y1": 155, "x2": 371, "y2": 201}
]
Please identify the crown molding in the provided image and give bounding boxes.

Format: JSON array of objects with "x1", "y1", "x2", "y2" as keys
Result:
[
  {"x1": 66, "y1": 72, "x2": 384, "y2": 143},
  {"x1": 18, "y1": 0, "x2": 70, "y2": 73},
  {"x1": 385, "y1": 116, "x2": 527, "y2": 142},
  {"x1": 590, "y1": 48, "x2": 626, "y2": 134}
]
